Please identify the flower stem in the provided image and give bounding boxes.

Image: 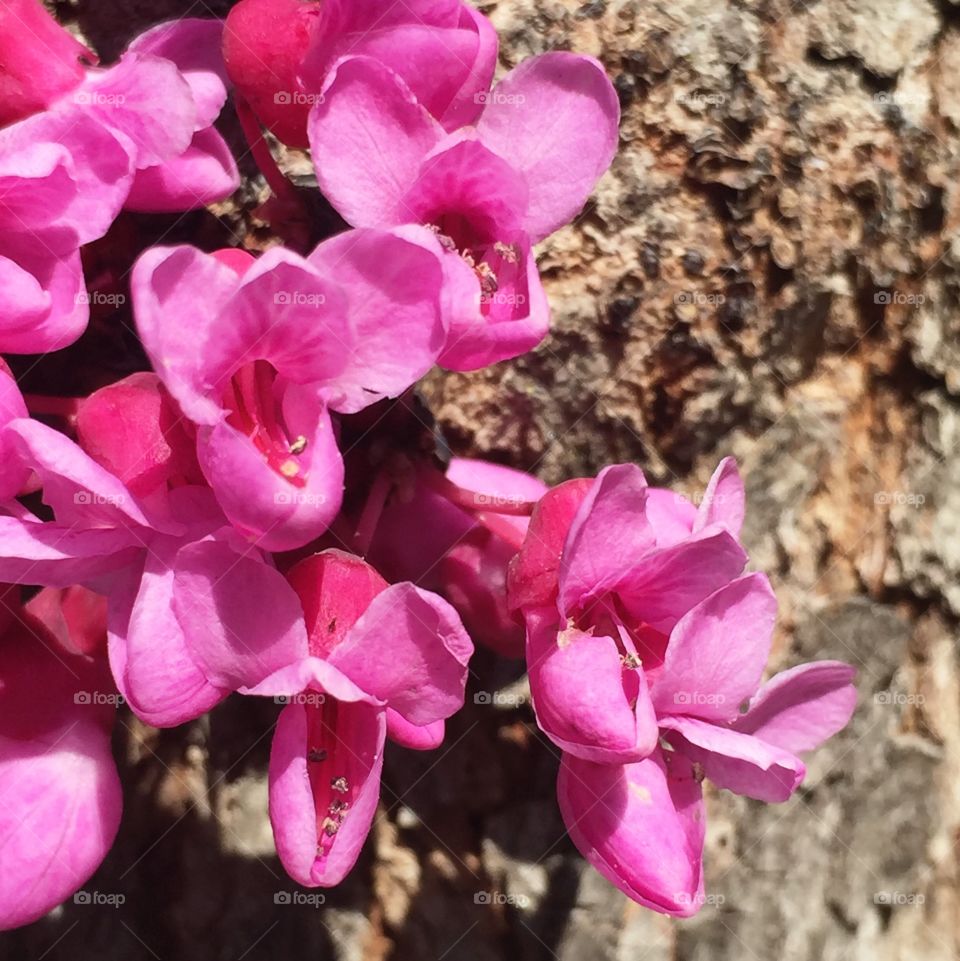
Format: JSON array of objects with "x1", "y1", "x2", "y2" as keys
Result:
[
  {"x1": 353, "y1": 470, "x2": 392, "y2": 557},
  {"x1": 235, "y1": 95, "x2": 303, "y2": 212},
  {"x1": 23, "y1": 393, "x2": 80, "y2": 422}
]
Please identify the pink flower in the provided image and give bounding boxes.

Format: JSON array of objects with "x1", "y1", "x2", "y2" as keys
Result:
[
  {"x1": 508, "y1": 459, "x2": 857, "y2": 914},
  {"x1": 0, "y1": 12, "x2": 238, "y2": 353},
  {"x1": 173, "y1": 549, "x2": 473, "y2": 886},
  {"x1": 0, "y1": 387, "x2": 284, "y2": 727},
  {"x1": 131, "y1": 229, "x2": 449, "y2": 551},
  {"x1": 307, "y1": 52, "x2": 620, "y2": 369},
  {"x1": 120, "y1": 18, "x2": 240, "y2": 213},
  {"x1": 0, "y1": 109, "x2": 131, "y2": 352},
  {"x1": 370, "y1": 458, "x2": 547, "y2": 657},
  {"x1": 0, "y1": 587, "x2": 122, "y2": 930},
  {"x1": 223, "y1": 0, "x2": 497, "y2": 147}
]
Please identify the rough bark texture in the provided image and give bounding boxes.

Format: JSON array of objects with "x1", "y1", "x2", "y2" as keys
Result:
[{"x1": 3, "y1": 0, "x2": 960, "y2": 959}]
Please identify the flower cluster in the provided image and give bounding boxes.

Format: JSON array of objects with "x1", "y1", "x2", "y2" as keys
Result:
[{"x1": 0, "y1": 0, "x2": 855, "y2": 931}]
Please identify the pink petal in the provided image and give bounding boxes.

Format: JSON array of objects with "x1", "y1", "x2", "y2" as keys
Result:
[
  {"x1": 0, "y1": 142, "x2": 75, "y2": 227},
  {"x1": 0, "y1": 241, "x2": 87, "y2": 354},
  {"x1": 126, "y1": 18, "x2": 230, "y2": 128},
  {"x1": 0, "y1": 0, "x2": 90, "y2": 127},
  {"x1": 558, "y1": 749, "x2": 705, "y2": 917},
  {"x1": 446, "y1": 458, "x2": 548, "y2": 503},
  {"x1": 0, "y1": 622, "x2": 122, "y2": 930},
  {"x1": 399, "y1": 136, "x2": 528, "y2": 238},
  {"x1": 7, "y1": 418, "x2": 155, "y2": 530},
  {"x1": 109, "y1": 539, "x2": 228, "y2": 727},
  {"x1": 306, "y1": 226, "x2": 446, "y2": 413},
  {"x1": 126, "y1": 127, "x2": 239, "y2": 213},
  {"x1": 439, "y1": 244, "x2": 550, "y2": 371},
  {"x1": 246, "y1": 654, "x2": 373, "y2": 703},
  {"x1": 615, "y1": 528, "x2": 749, "y2": 633},
  {"x1": 0, "y1": 726, "x2": 122, "y2": 930},
  {"x1": 0, "y1": 514, "x2": 141, "y2": 587},
  {"x1": 308, "y1": 56, "x2": 443, "y2": 227},
  {"x1": 328, "y1": 583, "x2": 473, "y2": 725},
  {"x1": 25, "y1": 585, "x2": 107, "y2": 658},
  {"x1": 644, "y1": 487, "x2": 697, "y2": 547},
  {"x1": 132, "y1": 245, "x2": 242, "y2": 424},
  {"x1": 476, "y1": 53, "x2": 619, "y2": 242},
  {"x1": 558, "y1": 464, "x2": 656, "y2": 615},
  {"x1": 732, "y1": 661, "x2": 858, "y2": 754},
  {"x1": 386, "y1": 710, "x2": 445, "y2": 750},
  {"x1": 215, "y1": 247, "x2": 351, "y2": 386},
  {"x1": 0, "y1": 106, "x2": 133, "y2": 243},
  {"x1": 650, "y1": 574, "x2": 778, "y2": 722},
  {"x1": 196, "y1": 393, "x2": 343, "y2": 553},
  {"x1": 660, "y1": 715, "x2": 805, "y2": 803},
  {"x1": 269, "y1": 695, "x2": 385, "y2": 886},
  {"x1": 76, "y1": 53, "x2": 196, "y2": 168},
  {"x1": 439, "y1": 528, "x2": 527, "y2": 659},
  {"x1": 368, "y1": 467, "x2": 476, "y2": 589},
  {"x1": 172, "y1": 539, "x2": 309, "y2": 690},
  {"x1": 693, "y1": 457, "x2": 745, "y2": 537},
  {"x1": 301, "y1": 0, "x2": 493, "y2": 131},
  {"x1": 334, "y1": 23, "x2": 484, "y2": 129},
  {"x1": 526, "y1": 608, "x2": 658, "y2": 763},
  {"x1": 0, "y1": 365, "x2": 29, "y2": 501},
  {"x1": 437, "y1": 4, "x2": 499, "y2": 129},
  {"x1": 506, "y1": 478, "x2": 592, "y2": 614}
]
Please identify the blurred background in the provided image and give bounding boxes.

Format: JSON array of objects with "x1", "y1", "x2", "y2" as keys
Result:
[{"x1": 3, "y1": 0, "x2": 959, "y2": 958}]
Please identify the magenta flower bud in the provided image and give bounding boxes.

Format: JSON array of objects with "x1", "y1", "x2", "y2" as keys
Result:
[
  {"x1": 76, "y1": 373, "x2": 203, "y2": 499},
  {"x1": 223, "y1": 0, "x2": 323, "y2": 147},
  {"x1": 0, "y1": 0, "x2": 91, "y2": 127},
  {"x1": 224, "y1": 0, "x2": 498, "y2": 147}
]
